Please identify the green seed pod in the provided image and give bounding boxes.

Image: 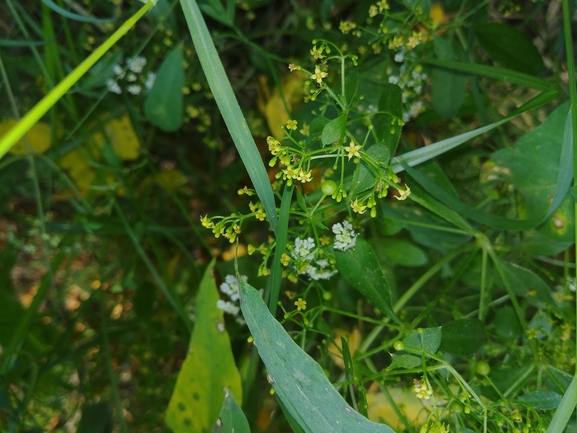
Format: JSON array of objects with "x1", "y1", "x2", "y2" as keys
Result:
[
  {"x1": 393, "y1": 340, "x2": 405, "y2": 351},
  {"x1": 321, "y1": 180, "x2": 338, "y2": 195}
]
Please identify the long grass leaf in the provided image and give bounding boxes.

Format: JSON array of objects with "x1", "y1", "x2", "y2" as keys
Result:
[
  {"x1": 41, "y1": 0, "x2": 117, "y2": 23},
  {"x1": 0, "y1": 0, "x2": 155, "y2": 160},
  {"x1": 179, "y1": 0, "x2": 278, "y2": 232}
]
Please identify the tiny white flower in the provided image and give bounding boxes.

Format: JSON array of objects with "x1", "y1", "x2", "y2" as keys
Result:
[
  {"x1": 291, "y1": 237, "x2": 316, "y2": 261},
  {"x1": 112, "y1": 64, "x2": 125, "y2": 78},
  {"x1": 127, "y1": 84, "x2": 142, "y2": 95},
  {"x1": 127, "y1": 56, "x2": 147, "y2": 73},
  {"x1": 126, "y1": 73, "x2": 138, "y2": 82},
  {"x1": 144, "y1": 72, "x2": 156, "y2": 90},
  {"x1": 106, "y1": 78, "x2": 122, "y2": 94},
  {"x1": 216, "y1": 300, "x2": 240, "y2": 316},
  {"x1": 394, "y1": 52, "x2": 404, "y2": 63},
  {"x1": 332, "y1": 220, "x2": 358, "y2": 251},
  {"x1": 388, "y1": 75, "x2": 399, "y2": 85}
]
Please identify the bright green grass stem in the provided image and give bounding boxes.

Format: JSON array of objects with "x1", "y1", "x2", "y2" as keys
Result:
[{"x1": 0, "y1": 0, "x2": 155, "y2": 159}]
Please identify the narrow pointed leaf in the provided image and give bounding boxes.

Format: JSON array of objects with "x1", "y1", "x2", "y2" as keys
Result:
[
  {"x1": 212, "y1": 388, "x2": 251, "y2": 433},
  {"x1": 179, "y1": 0, "x2": 277, "y2": 231}
]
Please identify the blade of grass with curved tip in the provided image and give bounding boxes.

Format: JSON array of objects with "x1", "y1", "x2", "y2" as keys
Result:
[
  {"x1": 0, "y1": 0, "x2": 156, "y2": 160},
  {"x1": 41, "y1": 0, "x2": 117, "y2": 23},
  {"x1": 238, "y1": 278, "x2": 396, "y2": 433},
  {"x1": 546, "y1": 376, "x2": 577, "y2": 433},
  {"x1": 179, "y1": 0, "x2": 277, "y2": 233},
  {"x1": 391, "y1": 86, "x2": 557, "y2": 173}
]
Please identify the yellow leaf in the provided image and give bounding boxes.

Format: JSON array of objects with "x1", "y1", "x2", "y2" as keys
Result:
[
  {"x1": 259, "y1": 71, "x2": 307, "y2": 138},
  {"x1": 327, "y1": 327, "x2": 362, "y2": 369},
  {"x1": 0, "y1": 119, "x2": 51, "y2": 155},
  {"x1": 60, "y1": 149, "x2": 97, "y2": 191},
  {"x1": 103, "y1": 114, "x2": 140, "y2": 160},
  {"x1": 366, "y1": 387, "x2": 431, "y2": 430}
]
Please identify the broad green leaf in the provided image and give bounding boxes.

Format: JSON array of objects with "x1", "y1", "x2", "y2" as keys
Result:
[
  {"x1": 212, "y1": 388, "x2": 250, "y2": 433},
  {"x1": 439, "y1": 319, "x2": 484, "y2": 356},
  {"x1": 144, "y1": 45, "x2": 184, "y2": 132},
  {"x1": 238, "y1": 279, "x2": 396, "y2": 433},
  {"x1": 354, "y1": 142, "x2": 390, "y2": 193},
  {"x1": 166, "y1": 260, "x2": 242, "y2": 433},
  {"x1": 344, "y1": 66, "x2": 358, "y2": 107},
  {"x1": 334, "y1": 238, "x2": 397, "y2": 321},
  {"x1": 376, "y1": 83, "x2": 402, "y2": 154},
  {"x1": 492, "y1": 306, "x2": 521, "y2": 339},
  {"x1": 498, "y1": 261, "x2": 555, "y2": 307},
  {"x1": 431, "y1": 36, "x2": 467, "y2": 118},
  {"x1": 322, "y1": 113, "x2": 347, "y2": 145},
  {"x1": 377, "y1": 239, "x2": 428, "y2": 267},
  {"x1": 481, "y1": 362, "x2": 535, "y2": 400},
  {"x1": 517, "y1": 390, "x2": 561, "y2": 410},
  {"x1": 474, "y1": 23, "x2": 544, "y2": 76},
  {"x1": 546, "y1": 376, "x2": 577, "y2": 433},
  {"x1": 77, "y1": 402, "x2": 113, "y2": 433},
  {"x1": 388, "y1": 327, "x2": 442, "y2": 370},
  {"x1": 487, "y1": 103, "x2": 571, "y2": 219},
  {"x1": 180, "y1": 0, "x2": 277, "y2": 231}
]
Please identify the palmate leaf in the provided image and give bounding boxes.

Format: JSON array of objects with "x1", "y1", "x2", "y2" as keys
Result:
[{"x1": 239, "y1": 278, "x2": 396, "y2": 433}]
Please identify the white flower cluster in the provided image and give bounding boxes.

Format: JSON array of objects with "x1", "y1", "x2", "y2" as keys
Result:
[
  {"x1": 291, "y1": 238, "x2": 337, "y2": 281},
  {"x1": 106, "y1": 55, "x2": 156, "y2": 96},
  {"x1": 387, "y1": 54, "x2": 427, "y2": 122},
  {"x1": 332, "y1": 220, "x2": 358, "y2": 251},
  {"x1": 216, "y1": 274, "x2": 247, "y2": 325}
]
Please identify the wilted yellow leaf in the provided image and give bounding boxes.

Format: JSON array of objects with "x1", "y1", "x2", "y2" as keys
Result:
[
  {"x1": 327, "y1": 327, "x2": 362, "y2": 369},
  {"x1": 60, "y1": 149, "x2": 97, "y2": 191},
  {"x1": 103, "y1": 114, "x2": 140, "y2": 160},
  {"x1": 258, "y1": 71, "x2": 307, "y2": 137},
  {"x1": 366, "y1": 386, "x2": 432, "y2": 430},
  {"x1": 0, "y1": 119, "x2": 51, "y2": 155}
]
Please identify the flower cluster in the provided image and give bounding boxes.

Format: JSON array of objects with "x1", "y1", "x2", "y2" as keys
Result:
[
  {"x1": 332, "y1": 221, "x2": 358, "y2": 251},
  {"x1": 216, "y1": 274, "x2": 247, "y2": 325},
  {"x1": 388, "y1": 59, "x2": 427, "y2": 122},
  {"x1": 106, "y1": 55, "x2": 156, "y2": 96},
  {"x1": 289, "y1": 237, "x2": 337, "y2": 281}
]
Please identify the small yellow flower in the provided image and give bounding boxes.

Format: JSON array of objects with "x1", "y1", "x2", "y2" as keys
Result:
[
  {"x1": 339, "y1": 21, "x2": 356, "y2": 34},
  {"x1": 288, "y1": 63, "x2": 300, "y2": 72},
  {"x1": 388, "y1": 35, "x2": 404, "y2": 49},
  {"x1": 294, "y1": 298, "x2": 307, "y2": 311},
  {"x1": 311, "y1": 66, "x2": 328, "y2": 85},
  {"x1": 200, "y1": 215, "x2": 213, "y2": 228},
  {"x1": 281, "y1": 253, "x2": 291, "y2": 266},
  {"x1": 286, "y1": 119, "x2": 298, "y2": 130},
  {"x1": 351, "y1": 198, "x2": 367, "y2": 214},
  {"x1": 406, "y1": 31, "x2": 422, "y2": 50},
  {"x1": 300, "y1": 123, "x2": 310, "y2": 136},
  {"x1": 376, "y1": 0, "x2": 390, "y2": 11},
  {"x1": 413, "y1": 378, "x2": 433, "y2": 400},
  {"x1": 255, "y1": 207, "x2": 266, "y2": 221},
  {"x1": 344, "y1": 141, "x2": 362, "y2": 160},
  {"x1": 319, "y1": 235, "x2": 330, "y2": 246},
  {"x1": 310, "y1": 45, "x2": 325, "y2": 60},
  {"x1": 395, "y1": 185, "x2": 411, "y2": 200},
  {"x1": 267, "y1": 136, "x2": 282, "y2": 155},
  {"x1": 368, "y1": 5, "x2": 378, "y2": 17},
  {"x1": 247, "y1": 244, "x2": 256, "y2": 255}
]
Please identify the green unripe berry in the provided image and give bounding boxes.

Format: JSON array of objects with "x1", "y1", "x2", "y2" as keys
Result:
[
  {"x1": 321, "y1": 180, "x2": 338, "y2": 195},
  {"x1": 475, "y1": 360, "x2": 491, "y2": 376},
  {"x1": 393, "y1": 340, "x2": 405, "y2": 351}
]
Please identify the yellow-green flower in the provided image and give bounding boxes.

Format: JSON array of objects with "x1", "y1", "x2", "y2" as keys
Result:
[
  {"x1": 286, "y1": 119, "x2": 298, "y2": 130},
  {"x1": 310, "y1": 45, "x2": 325, "y2": 60},
  {"x1": 413, "y1": 378, "x2": 433, "y2": 400},
  {"x1": 281, "y1": 253, "x2": 291, "y2": 266},
  {"x1": 288, "y1": 63, "x2": 299, "y2": 72},
  {"x1": 395, "y1": 185, "x2": 411, "y2": 200},
  {"x1": 294, "y1": 298, "x2": 307, "y2": 311},
  {"x1": 368, "y1": 5, "x2": 378, "y2": 17},
  {"x1": 376, "y1": 0, "x2": 390, "y2": 11},
  {"x1": 351, "y1": 198, "x2": 367, "y2": 214},
  {"x1": 344, "y1": 141, "x2": 362, "y2": 160},
  {"x1": 311, "y1": 66, "x2": 328, "y2": 85}
]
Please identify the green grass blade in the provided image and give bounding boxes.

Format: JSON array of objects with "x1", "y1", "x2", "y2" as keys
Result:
[
  {"x1": 546, "y1": 375, "x2": 577, "y2": 433},
  {"x1": 424, "y1": 59, "x2": 552, "y2": 91},
  {"x1": 0, "y1": 0, "x2": 155, "y2": 160},
  {"x1": 392, "y1": 86, "x2": 557, "y2": 173},
  {"x1": 41, "y1": 0, "x2": 117, "y2": 23},
  {"x1": 179, "y1": 0, "x2": 278, "y2": 233}
]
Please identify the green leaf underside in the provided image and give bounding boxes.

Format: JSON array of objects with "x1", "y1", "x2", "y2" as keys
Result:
[
  {"x1": 517, "y1": 390, "x2": 561, "y2": 411},
  {"x1": 144, "y1": 45, "x2": 184, "y2": 132},
  {"x1": 239, "y1": 280, "x2": 395, "y2": 433},
  {"x1": 439, "y1": 319, "x2": 484, "y2": 356},
  {"x1": 322, "y1": 113, "x2": 347, "y2": 145},
  {"x1": 431, "y1": 36, "x2": 466, "y2": 119},
  {"x1": 166, "y1": 260, "x2": 242, "y2": 433},
  {"x1": 334, "y1": 238, "x2": 397, "y2": 322},
  {"x1": 179, "y1": 0, "x2": 278, "y2": 232},
  {"x1": 389, "y1": 327, "x2": 442, "y2": 370},
  {"x1": 212, "y1": 389, "x2": 251, "y2": 433}
]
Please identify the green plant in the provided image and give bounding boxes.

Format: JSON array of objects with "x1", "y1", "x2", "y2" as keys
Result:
[{"x1": 1, "y1": 0, "x2": 576, "y2": 432}]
